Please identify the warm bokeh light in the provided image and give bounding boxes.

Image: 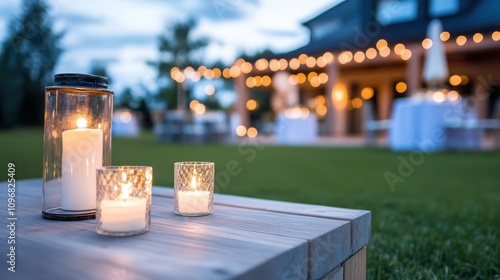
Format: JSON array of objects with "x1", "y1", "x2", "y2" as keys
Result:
[
  {"x1": 289, "y1": 58, "x2": 300, "y2": 70},
  {"x1": 395, "y1": 82, "x2": 407, "y2": 93},
  {"x1": 323, "y1": 52, "x2": 334, "y2": 63},
  {"x1": 473, "y1": 33, "x2": 483, "y2": 43},
  {"x1": 204, "y1": 69, "x2": 213, "y2": 79},
  {"x1": 278, "y1": 58, "x2": 288, "y2": 70},
  {"x1": 400, "y1": 49, "x2": 412, "y2": 60},
  {"x1": 222, "y1": 68, "x2": 231, "y2": 79},
  {"x1": 212, "y1": 68, "x2": 221, "y2": 78},
  {"x1": 204, "y1": 85, "x2": 215, "y2": 95},
  {"x1": 307, "y1": 72, "x2": 317, "y2": 80},
  {"x1": 246, "y1": 77, "x2": 256, "y2": 88},
  {"x1": 316, "y1": 56, "x2": 327, "y2": 67},
  {"x1": 351, "y1": 98, "x2": 363, "y2": 109},
  {"x1": 447, "y1": 90, "x2": 460, "y2": 101},
  {"x1": 376, "y1": 39, "x2": 388, "y2": 50},
  {"x1": 298, "y1": 54, "x2": 308, "y2": 64},
  {"x1": 318, "y1": 73, "x2": 328, "y2": 84},
  {"x1": 422, "y1": 38, "x2": 433, "y2": 49},
  {"x1": 246, "y1": 99, "x2": 258, "y2": 111},
  {"x1": 332, "y1": 84, "x2": 348, "y2": 109},
  {"x1": 440, "y1": 31, "x2": 450, "y2": 41},
  {"x1": 309, "y1": 76, "x2": 321, "y2": 87},
  {"x1": 198, "y1": 65, "x2": 207, "y2": 75},
  {"x1": 449, "y1": 75, "x2": 462, "y2": 86},
  {"x1": 456, "y1": 35, "x2": 467, "y2": 46},
  {"x1": 492, "y1": 31, "x2": 500, "y2": 41},
  {"x1": 379, "y1": 46, "x2": 390, "y2": 57},
  {"x1": 254, "y1": 76, "x2": 262, "y2": 87},
  {"x1": 296, "y1": 73, "x2": 306, "y2": 84},
  {"x1": 366, "y1": 48, "x2": 377, "y2": 59},
  {"x1": 230, "y1": 65, "x2": 241, "y2": 78},
  {"x1": 183, "y1": 66, "x2": 194, "y2": 76},
  {"x1": 306, "y1": 56, "x2": 317, "y2": 68},
  {"x1": 338, "y1": 51, "x2": 353, "y2": 64},
  {"x1": 193, "y1": 103, "x2": 206, "y2": 115},
  {"x1": 247, "y1": 127, "x2": 258, "y2": 138},
  {"x1": 354, "y1": 51, "x2": 365, "y2": 63},
  {"x1": 262, "y1": 75, "x2": 272, "y2": 87},
  {"x1": 288, "y1": 74, "x2": 298, "y2": 85},
  {"x1": 316, "y1": 104, "x2": 327, "y2": 116},
  {"x1": 361, "y1": 87, "x2": 374, "y2": 99},
  {"x1": 255, "y1": 58, "x2": 268, "y2": 71},
  {"x1": 394, "y1": 43, "x2": 405, "y2": 55},
  {"x1": 189, "y1": 100, "x2": 199, "y2": 110},
  {"x1": 432, "y1": 91, "x2": 446, "y2": 103},
  {"x1": 235, "y1": 125, "x2": 247, "y2": 137},
  {"x1": 240, "y1": 62, "x2": 252, "y2": 74},
  {"x1": 269, "y1": 59, "x2": 280, "y2": 71}
]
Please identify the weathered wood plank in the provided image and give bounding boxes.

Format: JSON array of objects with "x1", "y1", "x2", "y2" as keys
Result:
[
  {"x1": 153, "y1": 186, "x2": 371, "y2": 255},
  {"x1": 343, "y1": 247, "x2": 366, "y2": 280}
]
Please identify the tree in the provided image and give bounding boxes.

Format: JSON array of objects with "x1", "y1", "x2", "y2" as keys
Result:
[
  {"x1": 150, "y1": 19, "x2": 208, "y2": 110},
  {"x1": 0, "y1": 0, "x2": 63, "y2": 128}
]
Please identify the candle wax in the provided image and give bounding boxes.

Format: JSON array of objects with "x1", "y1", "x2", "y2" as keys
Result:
[
  {"x1": 100, "y1": 197, "x2": 147, "y2": 232},
  {"x1": 177, "y1": 190, "x2": 211, "y2": 214},
  {"x1": 61, "y1": 128, "x2": 103, "y2": 211}
]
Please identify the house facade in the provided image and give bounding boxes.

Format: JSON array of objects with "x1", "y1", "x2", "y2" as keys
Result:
[{"x1": 235, "y1": 0, "x2": 500, "y2": 136}]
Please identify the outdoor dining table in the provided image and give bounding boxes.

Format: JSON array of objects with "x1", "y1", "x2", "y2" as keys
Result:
[
  {"x1": 389, "y1": 98, "x2": 482, "y2": 151},
  {"x1": 1, "y1": 178, "x2": 370, "y2": 280}
]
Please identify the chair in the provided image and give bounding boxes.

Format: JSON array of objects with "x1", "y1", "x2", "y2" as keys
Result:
[
  {"x1": 362, "y1": 100, "x2": 391, "y2": 145},
  {"x1": 445, "y1": 98, "x2": 500, "y2": 147}
]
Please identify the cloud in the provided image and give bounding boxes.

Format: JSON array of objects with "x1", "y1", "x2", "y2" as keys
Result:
[{"x1": 136, "y1": 0, "x2": 260, "y2": 21}]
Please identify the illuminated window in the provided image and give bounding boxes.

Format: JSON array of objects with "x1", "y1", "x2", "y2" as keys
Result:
[{"x1": 376, "y1": 0, "x2": 418, "y2": 25}]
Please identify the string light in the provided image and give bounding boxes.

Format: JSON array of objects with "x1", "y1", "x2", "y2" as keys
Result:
[
  {"x1": 361, "y1": 87, "x2": 374, "y2": 99},
  {"x1": 395, "y1": 82, "x2": 407, "y2": 93},
  {"x1": 449, "y1": 75, "x2": 462, "y2": 86},
  {"x1": 170, "y1": 28, "x2": 495, "y2": 86}
]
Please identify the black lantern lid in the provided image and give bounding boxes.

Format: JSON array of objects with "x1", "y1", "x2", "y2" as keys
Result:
[{"x1": 54, "y1": 73, "x2": 109, "y2": 89}]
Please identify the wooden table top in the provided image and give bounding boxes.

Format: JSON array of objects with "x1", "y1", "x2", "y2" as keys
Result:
[{"x1": 1, "y1": 179, "x2": 370, "y2": 280}]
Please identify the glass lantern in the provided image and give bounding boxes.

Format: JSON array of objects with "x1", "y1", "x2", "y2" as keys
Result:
[{"x1": 42, "y1": 73, "x2": 113, "y2": 220}]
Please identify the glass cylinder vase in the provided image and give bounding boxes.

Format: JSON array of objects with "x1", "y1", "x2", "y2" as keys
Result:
[
  {"x1": 174, "y1": 162, "x2": 215, "y2": 216},
  {"x1": 42, "y1": 73, "x2": 113, "y2": 220}
]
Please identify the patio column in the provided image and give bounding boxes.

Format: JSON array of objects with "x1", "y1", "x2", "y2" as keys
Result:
[
  {"x1": 377, "y1": 80, "x2": 392, "y2": 120},
  {"x1": 235, "y1": 74, "x2": 250, "y2": 127},
  {"x1": 325, "y1": 61, "x2": 347, "y2": 136},
  {"x1": 406, "y1": 45, "x2": 423, "y2": 96}
]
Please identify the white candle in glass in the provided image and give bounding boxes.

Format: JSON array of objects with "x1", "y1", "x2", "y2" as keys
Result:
[
  {"x1": 178, "y1": 175, "x2": 210, "y2": 214},
  {"x1": 99, "y1": 183, "x2": 147, "y2": 232},
  {"x1": 61, "y1": 118, "x2": 103, "y2": 211}
]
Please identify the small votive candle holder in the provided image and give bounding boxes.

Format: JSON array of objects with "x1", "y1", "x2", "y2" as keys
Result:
[
  {"x1": 96, "y1": 166, "x2": 153, "y2": 236},
  {"x1": 174, "y1": 162, "x2": 214, "y2": 216}
]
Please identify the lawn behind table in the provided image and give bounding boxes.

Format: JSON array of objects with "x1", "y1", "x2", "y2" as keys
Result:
[{"x1": 1, "y1": 128, "x2": 499, "y2": 279}]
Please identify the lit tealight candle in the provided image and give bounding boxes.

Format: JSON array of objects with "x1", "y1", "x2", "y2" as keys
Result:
[
  {"x1": 99, "y1": 183, "x2": 147, "y2": 232},
  {"x1": 177, "y1": 176, "x2": 211, "y2": 214},
  {"x1": 174, "y1": 162, "x2": 214, "y2": 216},
  {"x1": 61, "y1": 117, "x2": 103, "y2": 211}
]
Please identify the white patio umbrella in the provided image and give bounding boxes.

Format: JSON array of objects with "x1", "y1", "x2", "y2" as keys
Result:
[{"x1": 422, "y1": 19, "x2": 449, "y2": 89}]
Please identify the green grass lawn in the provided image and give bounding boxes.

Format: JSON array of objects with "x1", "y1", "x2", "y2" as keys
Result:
[{"x1": 1, "y1": 128, "x2": 499, "y2": 279}]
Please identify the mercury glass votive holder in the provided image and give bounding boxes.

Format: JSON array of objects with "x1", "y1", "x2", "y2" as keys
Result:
[
  {"x1": 96, "y1": 166, "x2": 153, "y2": 236},
  {"x1": 174, "y1": 162, "x2": 215, "y2": 216}
]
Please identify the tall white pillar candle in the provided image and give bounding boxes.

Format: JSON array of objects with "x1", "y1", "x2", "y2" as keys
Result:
[{"x1": 61, "y1": 119, "x2": 103, "y2": 211}]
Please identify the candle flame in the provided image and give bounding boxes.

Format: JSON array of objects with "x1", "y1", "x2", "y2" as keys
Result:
[
  {"x1": 120, "y1": 182, "x2": 131, "y2": 200},
  {"x1": 190, "y1": 176, "x2": 197, "y2": 191},
  {"x1": 76, "y1": 118, "x2": 87, "y2": 128}
]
